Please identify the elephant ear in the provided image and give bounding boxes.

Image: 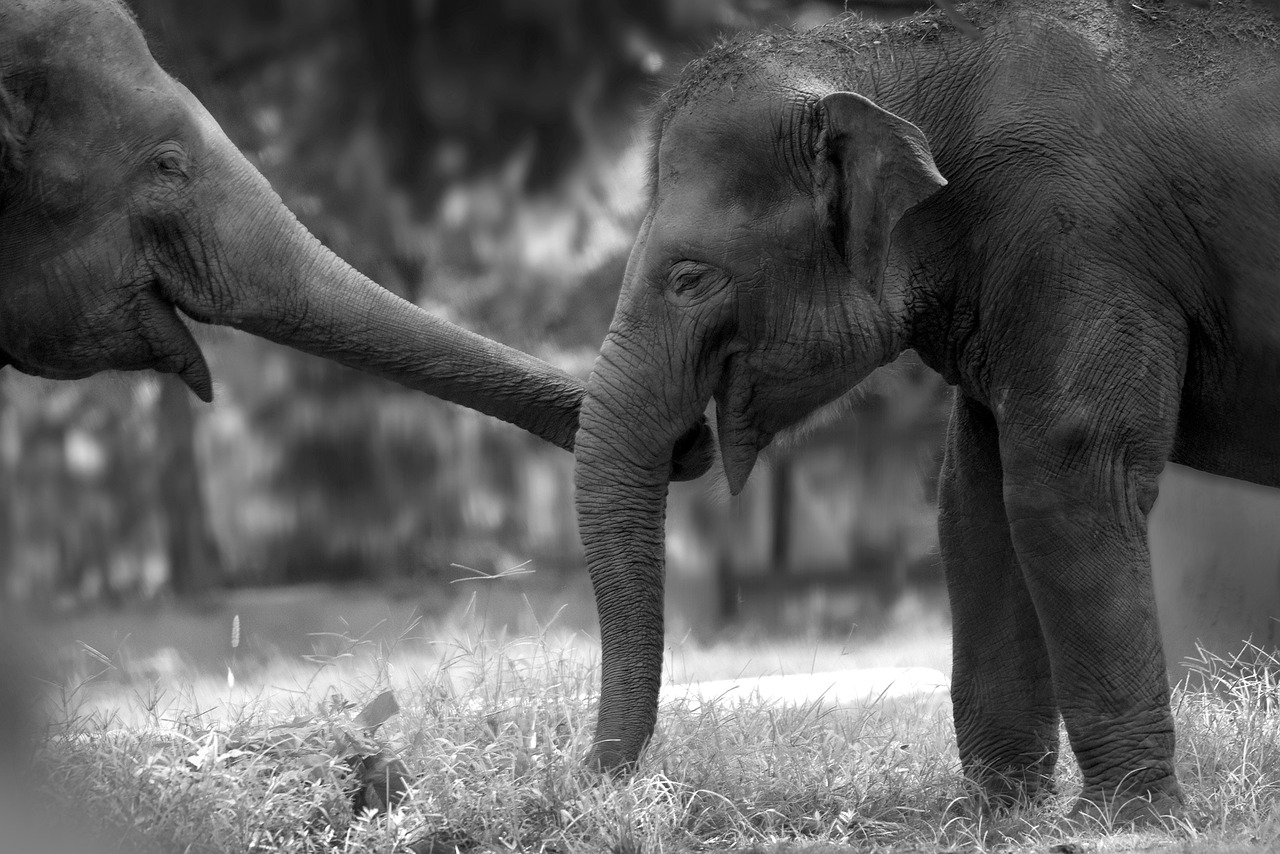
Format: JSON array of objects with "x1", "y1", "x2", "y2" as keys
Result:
[{"x1": 815, "y1": 91, "x2": 946, "y2": 291}]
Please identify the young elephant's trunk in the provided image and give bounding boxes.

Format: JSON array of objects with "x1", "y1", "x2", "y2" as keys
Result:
[{"x1": 574, "y1": 316, "x2": 718, "y2": 769}]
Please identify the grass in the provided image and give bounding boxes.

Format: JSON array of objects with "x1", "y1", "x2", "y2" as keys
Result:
[{"x1": 16, "y1": 606, "x2": 1280, "y2": 853}]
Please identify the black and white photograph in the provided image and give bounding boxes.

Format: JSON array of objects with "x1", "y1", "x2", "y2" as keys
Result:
[{"x1": 2, "y1": 1, "x2": 1280, "y2": 851}]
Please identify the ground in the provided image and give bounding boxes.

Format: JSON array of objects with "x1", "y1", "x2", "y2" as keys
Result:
[{"x1": 8, "y1": 588, "x2": 1280, "y2": 853}]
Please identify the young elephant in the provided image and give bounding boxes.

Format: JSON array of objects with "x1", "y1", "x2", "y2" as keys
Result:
[
  {"x1": 574, "y1": 0, "x2": 1280, "y2": 821},
  {"x1": 0, "y1": 0, "x2": 714, "y2": 477}
]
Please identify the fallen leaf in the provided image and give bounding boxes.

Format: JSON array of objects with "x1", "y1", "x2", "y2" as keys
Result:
[{"x1": 356, "y1": 690, "x2": 400, "y2": 732}]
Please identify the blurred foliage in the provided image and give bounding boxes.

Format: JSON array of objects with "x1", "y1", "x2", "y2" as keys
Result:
[{"x1": 0, "y1": 0, "x2": 948, "y2": 608}]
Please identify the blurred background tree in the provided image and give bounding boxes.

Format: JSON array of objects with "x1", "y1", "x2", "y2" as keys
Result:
[{"x1": 0, "y1": 0, "x2": 947, "y2": 623}]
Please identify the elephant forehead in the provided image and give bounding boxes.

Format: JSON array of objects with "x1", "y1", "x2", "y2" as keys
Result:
[
  {"x1": 23, "y1": 10, "x2": 223, "y2": 163},
  {"x1": 13, "y1": 0, "x2": 151, "y2": 70},
  {"x1": 658, "y1": 97, "x2": 804, "y2": 215},
  {"x1": 647, "y1": 199, "x2": 747, "y2": 263},
  {"x1": 648, "y1": 182, "x2": 816, "y2": 276},
  {"x1": 25, "y1": 30, "x2": 163, "y2": 139}
]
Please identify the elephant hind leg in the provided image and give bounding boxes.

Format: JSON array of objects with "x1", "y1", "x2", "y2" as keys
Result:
[{"x1": 940, "y1": 394, "x2": 1060, "y2": 806}]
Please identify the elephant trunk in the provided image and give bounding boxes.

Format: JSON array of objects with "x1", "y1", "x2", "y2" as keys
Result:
[
  {"x1": 182, "y1": 159, "x2": 583, "y2": 451},
  {"x1": 575, "y1": 324, "x2": 713, "y2": 770},
  {"x1": 252, "y1": 224, "x2": 582, "y2": 451}
]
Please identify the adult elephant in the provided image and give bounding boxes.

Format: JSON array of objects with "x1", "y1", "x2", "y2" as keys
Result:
[
  {"x1": 0, "y1": 0, "x2": 714, "y2": 477},
  {"x1": 574, "y1": 0, "x2": 1280, "y2": 822}
]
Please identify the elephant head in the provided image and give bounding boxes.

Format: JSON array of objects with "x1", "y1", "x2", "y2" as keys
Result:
[
  {"x1": 575, "y1": 72, "x2": 946, "y2": 769},
  {"x1": 0, "y1": 0, "x2": 715, "y2": 477}
]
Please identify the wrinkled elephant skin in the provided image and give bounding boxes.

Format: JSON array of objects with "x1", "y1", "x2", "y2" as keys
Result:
[
  {"x1": 0, "y1": 0, "x2": 715, "y2": 477},
  {"x1": 574, "y1": 0, "x2": 1280, "y2": 822}
]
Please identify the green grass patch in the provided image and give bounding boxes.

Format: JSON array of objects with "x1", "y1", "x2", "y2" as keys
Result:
[{"x1": 24, "y1": 619, "x2": 1280, "y2": 853}]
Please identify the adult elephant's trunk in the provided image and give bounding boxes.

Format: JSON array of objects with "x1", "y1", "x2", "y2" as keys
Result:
[
  {"x1": 242, "y1": 216, "x2": 582, "y2": 451},
  {"x1": 166, "y1": 113, "x2": 715, "y2": 471},
  {"x1": 575, "y1": 305, "x2": 717, "y2": 770},
  {"x1": 176, "y1": 146, "x2": 584, "y2": 451}
]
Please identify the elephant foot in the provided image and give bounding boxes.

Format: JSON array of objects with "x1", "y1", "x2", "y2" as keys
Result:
[
  {"x1": 1067, "y1": 779, "x2": 1184, "y2": 829},
  {"x1": 964, "y1": 753, "x2": 1059, "y2": 813}
]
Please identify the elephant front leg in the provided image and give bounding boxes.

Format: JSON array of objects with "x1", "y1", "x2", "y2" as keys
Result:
[{"x1": 939, "y1": 394, "x2": 1059, "y2": 807}]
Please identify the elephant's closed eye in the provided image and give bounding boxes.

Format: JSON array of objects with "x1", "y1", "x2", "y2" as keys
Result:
[
  {"x1": 666, "y1": 261, "x2": 729, "y2": 303},
  {"x1": 152, "y1": 144, "x2": 189, "y2": 180}
]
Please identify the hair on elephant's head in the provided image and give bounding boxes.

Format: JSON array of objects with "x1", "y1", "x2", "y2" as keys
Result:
[{"x1": 573, "y1": 58, "x2": 947, "y2": 771}]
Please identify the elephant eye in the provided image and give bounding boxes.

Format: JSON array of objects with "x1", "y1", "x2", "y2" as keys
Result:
[
  {"x1": 667, "y1": 261, "x2": 724, "y2": 297},
  {"x1": 153, "y1": 144, "x2": 189, "y2": 179}
]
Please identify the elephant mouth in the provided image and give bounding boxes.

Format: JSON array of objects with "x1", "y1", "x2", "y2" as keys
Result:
[
  {"x1": 163, "y1": 318, "x2": 214, "y2": 402},
  {"x1": 714, "y1": 360, "x2": 772, "y2": 495},
  {"x1": 0, "y1": 335, "x2": 99, "y2": 382},
  {"x1": 0, "y1": 289, "x2": 213, "y2": 401},
  {"x1": 143, "y1": 289, "x2": 214, "y2": 402},
  {"x1": 0, "y1": 352, "x2": 100, "y2": 382},
  {"x1": 670, "y1": 416, "x2": 717, "y2": 481}
]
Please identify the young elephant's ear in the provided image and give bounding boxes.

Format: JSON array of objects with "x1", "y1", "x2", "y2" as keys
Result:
[{"x1": 815, "y1": 91, "x2": 946, "y2": 290}]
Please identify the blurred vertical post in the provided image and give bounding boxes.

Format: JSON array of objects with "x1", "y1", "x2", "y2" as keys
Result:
[
  {"x1": 156, "y1": 376, "x2": 224, "y2": 595},
  {"x1": 361, "y1": 0, "x2": 432, "y2": 212}
]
